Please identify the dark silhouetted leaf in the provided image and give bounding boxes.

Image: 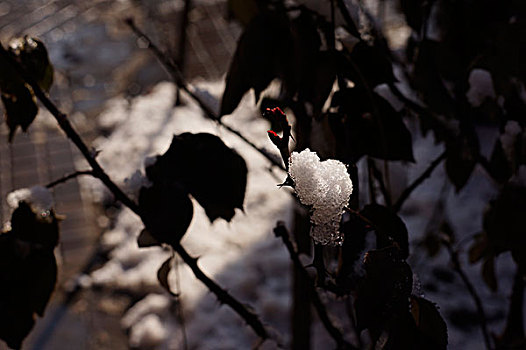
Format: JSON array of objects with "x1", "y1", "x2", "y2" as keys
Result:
[
  {"x1": 360, "y1": 204, "x2": 409, "y2": 259},
  {"x1": 335, "y1": 214, "x2": 370, "y2": 293},
  {"x1": 220, "y1": 13, "x2": 291, "y2": 117},
  {"x1": 157, "y1": 256, "x2": 177, "y2": 297},
  {"x1": 2, "y1": 84, "x2": 38, "y2": 142},
  {"x1": 289, "y1": 9, "x2": 324, "y2": 108},
  {"x1": 445, "y1": 128, "x2": 479, "y2": 191},
  {"x1": 488, "y1": 139, "x2": 513, "y2": 183},
  {"x1": 137, "y1": 229, "x2": 161, "y2": 248},
  {"x1": 421, "y1": 233, "x2": 442, "y2": 258},
  {"x1": 8, "y1": 36, "x2": 54, "y2": 93},
  {"x1": 410, "y1": 296, "x2": 448, "y2": 349},
  {"x1": 330, "y1": 87, "x2": 414, "y2": 162},
  {"x1": 411, "y1": 40, "x2": 456, "y2": 117},
  {"x1": 146, "y1": 133, "x2": 247, "y2": 222},
  {"x1": 227, "y1": 0, "x2": 260, "y2": 26},
  {"x1": 483, "y1": 184, "x2": 526, "y2": 272},
  {"x1": 355, "y1": 245, "x2": 413, "y2": 332},
  {"x1": 0, "y1": 201, "x2": 59, "y2": 349},
  {"x1": 468, "y1": 233, "x2": 489, "y2": 264},
  {"x1": 482, "y1": 256, "x2": 498, "y2": 292},
  {"x1": 346, "y1": 41, "x2": 397, "y2": 87},
  {"x1": 495, "y1": 271, "x2": 526, "y2": 349},
  {"x1": 298, "y1": 51, "x2": 338, "y2": 119},
  {"x1": 138, "y1": 184, "x2": 193, "y2": 247},
  {"x1": 400, "y1": 0, "x2": 424, "y2": 32}
]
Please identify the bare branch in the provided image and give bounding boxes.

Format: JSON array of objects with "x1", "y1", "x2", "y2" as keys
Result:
[
  {"x1": 173, "y1": 245, "x2": 276, "y2": 344},
  {"x1": 0, "y1": 44, "x2": 141, "y2": 214},
  {"x1": 45, "y1": 170, "x2": 94, "y2": 188},
  {"x1": 393, "y1": 150, "x2": 447, "y2": 213},
  {"x1": 124, "y1": 18, "x2": 285, "y2": 171},
  {"x1": 0, "y1": 41, "x2": 278, "y2": 345},
  {"x1": 443, "y1": 239, "x2": 493, "y2": 350}
]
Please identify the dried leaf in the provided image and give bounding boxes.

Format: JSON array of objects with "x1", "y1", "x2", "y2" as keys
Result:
[
  {"x1": 445, "y1": 128, "x2": 479, "y2": 191},
  {"x1": 361, "y1": 204, "x2": 410, "y2": 259},
  {"x1": 137, "y1": 229, "x2": 161, "y2": 248},
  {"x1": 157, "y1": 256, "x2": 177, "y2": 297},
  {"x1": 482, "y1": 256, "x2": 498, "y2": 292}
]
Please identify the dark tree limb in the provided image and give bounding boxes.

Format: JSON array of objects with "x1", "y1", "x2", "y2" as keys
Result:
[
  {"x1": 443, "y1": 239, "x2": 493, "y2": 350},
  {"x1": 274, "y1": 222, "x2": 356, "y2": 350},
  {"x1": 0, "y1": 42, "x2": 277, "y2": 346}
]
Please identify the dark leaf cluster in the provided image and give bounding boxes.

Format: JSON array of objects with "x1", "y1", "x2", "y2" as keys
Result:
[
  {"x1": 0, "y1": 37, "x2": 53, "y2": 141},
  {"x1": 0, "y1": 201, "x2": 59, "y2": 349}
]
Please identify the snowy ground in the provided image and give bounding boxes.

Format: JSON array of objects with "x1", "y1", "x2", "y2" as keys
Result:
[
  {"x1": 79, "y1": 81, "x2": 297, "y2": 349},
  {"x1": 77, "y1": 80, "x2": 518, "y2": 349}
]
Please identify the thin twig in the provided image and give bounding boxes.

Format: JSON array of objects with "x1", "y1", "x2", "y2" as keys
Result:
[
  {"x1": 124, "y1": 18, "x2": 285, "y2": 171},
  {"x1": 368, "y1": 158, "x2": 392, "y2": 207},
  {"x1": 0, "y1": 42, "x2": 277, "y2": 345},
  {"x1": 45, "y1": 170, "x2": 94, "y2": 188},
  {"x1": 274, "y1": 222, "x2": 356, "y2": 350},
  {"x1": 393, "y1": 150, "x2": 447, "y2": 213},
  {"x1": 443, "y1": 239, "x2": 493, "y2": 350}
]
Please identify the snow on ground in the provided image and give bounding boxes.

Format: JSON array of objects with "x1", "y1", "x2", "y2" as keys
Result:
[
  {"x1": 77, "y1": 79, "x2": 518, "y2": 349},
  {"x1": 79, "y1": 81, "x2": 296, "y2": 349}
]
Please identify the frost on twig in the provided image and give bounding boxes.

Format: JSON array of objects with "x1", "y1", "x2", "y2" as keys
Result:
[{"x1": 289, "y1": 149, "x2": 353, "y2": 245}]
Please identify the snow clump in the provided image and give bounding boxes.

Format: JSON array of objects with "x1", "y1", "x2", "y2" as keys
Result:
[
  {"x1": 7, "y1": 186, "x2": 54, "y2": 213},
  {"x1": 288, "y1": 149, "x2": 353, "y2": 245}
]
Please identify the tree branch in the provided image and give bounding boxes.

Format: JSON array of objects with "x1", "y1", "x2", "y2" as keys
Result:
[
  {"x1": 124, "y1": 18, "x2": 285, "y2": 171},
  {"x1": 274, "y1": 222, "x2": 356, "y2": 350},
  {"x1": 443, "y1": 239, "x2": 493, "y2": 350},
  {"x1": 393, "y1": 150, "x2": 447, "y2": 213},
  {"x1": 0, "y1": 41, "x2": 277, "y2": 345},
  {"x1": 173, "y1": 245, "x2": 275, "y2": 343},
  {"x1": 45, "y1": 170, "x2": 94, "y2": 188}
]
